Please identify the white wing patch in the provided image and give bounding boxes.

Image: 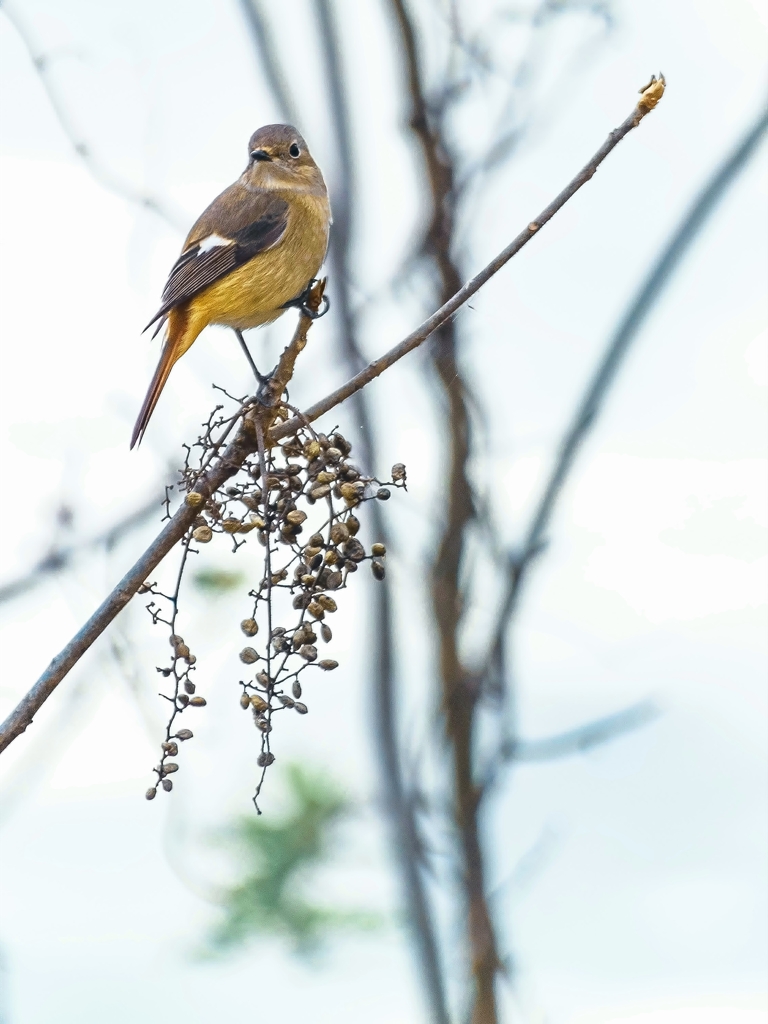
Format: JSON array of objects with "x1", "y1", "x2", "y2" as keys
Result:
[{"x1": 198, "y1": 233, "x2": 234, "y2": 253}]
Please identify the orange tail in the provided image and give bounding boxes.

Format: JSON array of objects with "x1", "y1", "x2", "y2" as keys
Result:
[{"x1": 131, "y1": 307, "x2": 199, "y2": 449}]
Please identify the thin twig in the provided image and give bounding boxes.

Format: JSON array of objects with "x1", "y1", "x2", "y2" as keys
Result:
[{"x1": 271, "y1": 76, "x2": 667, "y2": 444}]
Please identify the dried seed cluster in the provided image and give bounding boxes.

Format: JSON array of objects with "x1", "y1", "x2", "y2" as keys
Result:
[{"x1": 141, "y1": 399, "x2": 405, "y2": 807}]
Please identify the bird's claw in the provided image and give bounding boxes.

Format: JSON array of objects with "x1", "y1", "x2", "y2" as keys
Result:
[
  {"x1": 255, "y1": 365, "x2": 282, "y2": 406},
  {"x1": 281, "y1": 279, "x2": 330, "y2": 320}
]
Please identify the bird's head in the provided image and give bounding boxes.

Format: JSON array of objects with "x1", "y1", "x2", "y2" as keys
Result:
[{"x1": 242, "y1": 124, "x2": 325, "y2": 194}]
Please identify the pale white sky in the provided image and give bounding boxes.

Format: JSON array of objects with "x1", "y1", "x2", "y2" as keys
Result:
[{"x1": 0, "y1": 1, "x2": 766, "y2": 1022}]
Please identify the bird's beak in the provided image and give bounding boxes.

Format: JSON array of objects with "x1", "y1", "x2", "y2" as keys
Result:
[{"x1": 250, "y1": 149, "x2": 272, "y2": 162}]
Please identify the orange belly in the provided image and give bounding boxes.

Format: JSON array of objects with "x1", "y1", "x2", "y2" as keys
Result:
[{"x1": 192, "y1": 191, "x2": 330, "y2": 332}]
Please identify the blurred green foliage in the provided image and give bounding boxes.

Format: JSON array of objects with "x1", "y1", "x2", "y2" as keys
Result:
[
  {"x1": 192, "y1": 568, "x2": 245, "y2": 593},
  {"x1": 208, "y1": 764, "x2": 381, "y2": 955}
]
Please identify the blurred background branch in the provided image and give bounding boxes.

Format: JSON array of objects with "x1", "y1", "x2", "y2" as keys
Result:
[{"x1": 2, "y1": 1, "x2": 186, "y2": 229}]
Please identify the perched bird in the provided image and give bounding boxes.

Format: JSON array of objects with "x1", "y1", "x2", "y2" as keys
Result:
[{"x1": 131, "y1": 124, "x2": 331, "y2": 448}]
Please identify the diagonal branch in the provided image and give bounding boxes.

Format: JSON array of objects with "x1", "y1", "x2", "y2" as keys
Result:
[
  {"x1": 0, "y1": 85, "x2": 667, "y2": 757},
  {"x1": 0, "y1": 287, "x2": 326, "y2": 755},
  {"x1": 271, "y1": 76, "x2": 666, "y2": 445}
]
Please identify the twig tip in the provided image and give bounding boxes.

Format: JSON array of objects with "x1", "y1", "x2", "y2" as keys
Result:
[{"x1": 637, "y1": 73, "x2": 666, "y2": 111}]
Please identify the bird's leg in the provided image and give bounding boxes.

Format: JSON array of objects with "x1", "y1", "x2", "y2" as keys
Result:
[
  {"x1": 280, "y1": 279, "x2": 330, "y2": 320},
  {"x1": 233, "y1": 329, "x2": 283, "y2": 407},
  {"x1": 234, "y1": 328, "x2": 270, "y2": 385}
]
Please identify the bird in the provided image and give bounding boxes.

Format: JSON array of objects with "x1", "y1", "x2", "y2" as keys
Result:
[{"x1": 130, "y1": 124, "x2": 331, "y2": 449}]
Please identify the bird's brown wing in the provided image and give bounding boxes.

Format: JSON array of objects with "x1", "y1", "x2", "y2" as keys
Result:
[{"x1": 144, "y1": 187, "x2": 289, "y2": 331}]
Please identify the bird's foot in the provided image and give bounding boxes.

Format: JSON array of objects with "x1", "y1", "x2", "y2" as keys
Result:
[
  {"x1": 281, "y1": 279, "x2": 330, "y2": 320},
  {"x1": 255, "y1": 365, "x2": 283, "y2": 407}
]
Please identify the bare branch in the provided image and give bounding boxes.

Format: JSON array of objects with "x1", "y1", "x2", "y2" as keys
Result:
[
  {"x1": 0, "y1": 85, "x2": 668, "y2": 757},
  {"x1": 270, "y1": 79, "x2": 665, "y2": 446},
  {"x1": 2, "y1": 4, "x2": 185, "y2": 230},
  {"x1": 0, "y1": 291, "x2": 326, "y2": 755}
]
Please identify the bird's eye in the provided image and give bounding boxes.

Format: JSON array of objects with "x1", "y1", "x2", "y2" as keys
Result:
[{"x1": 289, "y1": 143, "x2": 301, "y2": 158}]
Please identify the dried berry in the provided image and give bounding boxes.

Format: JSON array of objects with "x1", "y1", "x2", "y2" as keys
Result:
[
  {"x1": 241, "y1": 618, "x2": 258, "y2": 636},
  {"x1": 185, "y1": 492, "x2": 204, "y2": 508},
  {"x1": 330, "y1": 522, "x2": 350, "y2": 545},
  {"x1": 320, "y1": 623, "x2": 332, "y2": 643},
  {"x1": 146, "y1": 787, "x2": 157, "y2": 800},
  {"x1": 344, "y1": 538, "x2": 365, "y2": 562},
  {"x1": 240, "y1": 691, "x2": 251, "y2": 709},
  {"x1": 292, "y1": 681, "x2": 302, "y2": 699},
  {"x1": 189, "y1": 696, "x2": 207, "y2": 707},
  {"x1": 371, "y1": 560, "x2": 386, "y2": 581},
  {"x1": 332, "y1": 433, "x2": 351, "y2": 455},
  {"x1": 257, "y1": 751, "x2": 276, "y2": 767},
  {"x1": 294, "y1": 702, "x2": 309, "y2": 715},
  {"x1": 339, "y1": 481, "x2": 364, "y2": 502},
  {"x1": 371, "y1": 543, "x2": 386, "y2": 557},
  {"x1": 318, "y1": 660, "x2": 338, "y2": 671},
  {"x1": 162, "y1": 779, "x2": 173, "y2": 792},
  {"x1": 240, "y1": 647, "x2": 259, "y2": 664},
  {"x1": 175, "y1": 729, "x2": 193, "y2": 741},
  {"x1": 192, "y1": 525, "x2": 213, "y2": 543},
  {"x1": 251, "y1": 695, "x2": 269, "y2": 713}
]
